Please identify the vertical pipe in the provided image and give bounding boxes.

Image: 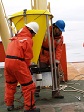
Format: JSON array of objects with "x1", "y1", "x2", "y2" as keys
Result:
[
  {"x1": 47, "y1": 2, "x2": 50, "y2": 12},
  {"x1": 8, "y1": 19, "x2": 13, "y2": 37},
  {"x1": 46, "y1": 15, "x2": 55, "y2": 91},
  {"x1": 32, "y1": 0, "x2": 47, "y2": 10},
  {"x1": 23, "y1": 9, "x2": 27, "y2": 24},
  {"x1": 51, "y1": 19, "x2": 58, "y2": 90}
]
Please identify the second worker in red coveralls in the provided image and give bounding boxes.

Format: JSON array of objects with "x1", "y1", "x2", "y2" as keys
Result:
[
  {"x1": 37, "y1": 20, "x2": 65, "y2": 98},
  {"x1": 4, "y1": 22, "x2": 40, "y2": 112}
]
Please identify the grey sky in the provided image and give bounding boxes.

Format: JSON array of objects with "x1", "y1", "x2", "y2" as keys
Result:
[
  {"x1": 48, "y1": 0, "x2": 84, "y2": 21},
  {"x1": 2, "y1": 0, "x2": 84, "y2": 21}
]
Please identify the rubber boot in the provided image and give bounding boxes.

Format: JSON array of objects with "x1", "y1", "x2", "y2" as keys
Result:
[
  {"x1": 35, "y1": 86, "x2": 40, "y2": 97},
  {"x1": 7, "y1": 105, "x2": 14, "y2": 111},
  {"x1": 24, "y1": 108, "x2": 40, "y2": 112},
  {"x1": 52, "y1": 90, "x2": 64, "y2": 99}
]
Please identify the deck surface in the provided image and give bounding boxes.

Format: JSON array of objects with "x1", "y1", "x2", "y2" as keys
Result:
[{"x1": 0, "y1": 62, "x2": 84, "y2": 112}]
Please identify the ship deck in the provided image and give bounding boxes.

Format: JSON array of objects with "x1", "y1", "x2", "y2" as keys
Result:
[{"x1": 0, "y1": 62, "x2": 84, "y2": 112}]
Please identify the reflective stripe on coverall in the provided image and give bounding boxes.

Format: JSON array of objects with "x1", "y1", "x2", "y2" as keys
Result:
[
  {"x1": 39, "y1": 26, "x2": 63, "y2": 64},
  {"x1": 4, "y1": 26, "x2": 36, "y2": 110}
]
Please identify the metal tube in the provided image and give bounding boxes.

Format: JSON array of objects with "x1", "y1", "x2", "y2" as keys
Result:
[
  {"x1": 51, "y1": 19, "x2": 58, "y2": 90},
  {"x1": 23, "y1": 9, "x2": 27, "y2": 24},
  {"x1": 8, "y1": 19, "x2": 13, "y2": 37},
  {"x1": 46, "y1": 15, "x2": 55, "y2": 91},
  {"x1": 33, "y1": 0, "x2": 47, "y2": 10}
]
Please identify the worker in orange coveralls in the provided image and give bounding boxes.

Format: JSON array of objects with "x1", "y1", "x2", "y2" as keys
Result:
[
  {"x1": 4, "y1": 22, "x2": 40, "y2": 112},
  {"x1": 35, "y1": 20, "x2": 65, "y2": 98}
]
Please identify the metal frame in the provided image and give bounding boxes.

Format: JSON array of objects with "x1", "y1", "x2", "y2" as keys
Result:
[{"x1": 46, "y1": 15, "x2": 58, "y2": 91}]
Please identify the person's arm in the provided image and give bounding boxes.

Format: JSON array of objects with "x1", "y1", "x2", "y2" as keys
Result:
[
  {"x1": 55, "y1": 37, "x2": 63, "y2": 65},
  {"x1": 23, "y1": 39, "x2": 33, "y2": 66}
]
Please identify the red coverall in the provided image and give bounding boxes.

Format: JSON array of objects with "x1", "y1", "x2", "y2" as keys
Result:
[
  {"x1": 39, "y1": 26, "x2": 64, "y2": 65},
  {"x1": 4, "y1": 26, "x2": 36, "y2": 110}
]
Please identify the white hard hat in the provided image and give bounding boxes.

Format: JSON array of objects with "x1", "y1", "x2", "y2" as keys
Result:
[{"x1": 25, "y1": 22, "x2": 39, "y2": 34}]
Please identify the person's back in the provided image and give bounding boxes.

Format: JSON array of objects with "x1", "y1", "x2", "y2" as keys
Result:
[{"x1": 6, "y1": 26, "x2": 33, "y2": 66}]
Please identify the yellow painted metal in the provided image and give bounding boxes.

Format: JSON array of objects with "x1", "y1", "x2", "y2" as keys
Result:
[{"x1": 9, "y1": 10, "x2": 53, "y2": 64}]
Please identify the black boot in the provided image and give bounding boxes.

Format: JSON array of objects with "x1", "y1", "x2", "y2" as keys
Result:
[
  {"x1": 52, "y1": 90, "x2": 64, "y2": 99},
  {"x1": 35, "y1": 86, "x2": 40, "y2": 97},
  {"x1": 24, "y1": 108, "x2": 40, "y2": 112},
  {"x1": 7, "y1": 105, "x2": 14, "y2": 111}
]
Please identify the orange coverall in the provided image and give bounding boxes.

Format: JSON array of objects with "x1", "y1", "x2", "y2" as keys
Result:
[
  {"x1": 39, "y1": 26, "x2": 64, "y2": 65},
  {"x1": 4, "y1": 26, "x2": 36, "y2": 110}
]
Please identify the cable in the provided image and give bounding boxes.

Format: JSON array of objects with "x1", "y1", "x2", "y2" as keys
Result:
[
  {"x1": 14, "y1": 10, "x2": 48, "y2": 28},
  {"x1": 15, "y1": 17, "x2": 24, "y2": 27},
  {"x1": 33, "y1": 10, "x2": 47, "y2": 21}
]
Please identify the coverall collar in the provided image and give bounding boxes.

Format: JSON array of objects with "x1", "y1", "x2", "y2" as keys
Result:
[{"x1": 17, "y1": 26, "x2": 33, "y2": 39}]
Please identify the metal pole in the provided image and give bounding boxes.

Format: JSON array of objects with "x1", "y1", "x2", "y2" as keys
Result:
[
  {"x1": 51, "y1": 20, "x2": 58, "y2": 90},
  {"x1": 23, "y1": 9, "x2": 27, "y2": 24},
  {"x1": 46, "y1": 15, "x2": 55, "y2": 91},
  {"x1": 8, "y1": 19, "x2": 14, "y2": 37},
  {"x1": 32, "y1": 0, "x2": 47, "y2": 10}
]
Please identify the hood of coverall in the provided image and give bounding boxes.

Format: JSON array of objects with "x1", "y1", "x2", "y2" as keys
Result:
[{"x1": 16, "y1": 26, "x2": 33, "y2": 39}]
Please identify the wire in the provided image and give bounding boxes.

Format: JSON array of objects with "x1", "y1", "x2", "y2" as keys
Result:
[
  {"x1": 15, "y1": 17, "x2": 24, "y2": 27},
  {"x1": 14, "y1": 10, "x2": 48, "y2": 28},
  {"x1": 33, "y1": 10, "x2": 47, "y2": 21}
]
